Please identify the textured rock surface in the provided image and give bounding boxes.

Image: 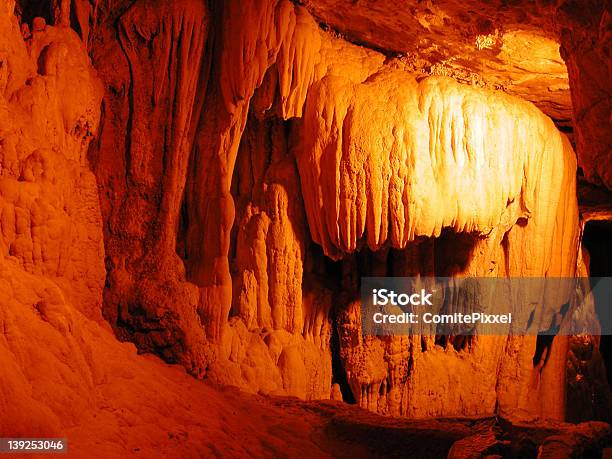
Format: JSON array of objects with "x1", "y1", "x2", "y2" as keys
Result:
[
  {"x1": 300, "y1": 0, "x2": 573, "y2": 126},
  {"x1": 0, "y1": 3, "x2": 385, "y2": 456},
  {"x1": 1, "y1": 0, "x2": 611, "y2": 455},
  {"x1": 299, "y1": 0, "x2": 611, "y2": 188},
  {"x1": 0, "y1": 1, "x2": 104, "y2": 323},
  {"x1": 295, "y1": 69, "x2": 574, "y2": 256},
  {"x1": 559, "y1": 3, "x2": 612, "y2": 190},
  {"x1": 85, "y1": 0, "x2": 588, "y2": 421},
  {"x1": 90, "y1": 0, "x2": 210, "y2": 372}
]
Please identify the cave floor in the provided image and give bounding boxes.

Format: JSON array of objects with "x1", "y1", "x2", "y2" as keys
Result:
[{"x1": 60, "y1": 340, "x2": 610, "y2": 459}]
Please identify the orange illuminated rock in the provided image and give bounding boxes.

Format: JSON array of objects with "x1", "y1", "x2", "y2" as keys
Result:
[
  {"x1": 90, "y1": 0, "x2": 210, "y2": 371},
  {"x1": 1, "y1": 1, "x2": 610, "y2": 454},
  {"x1": 0, "y1": 0, "x2": 104, "y2": 322},
  {"x1": 0, "y1": 3, "x2": 366, "y2": 456},
  {"x1": 559, "y1": 3, "x2": 612, "y2": 190},
  {"x1": 295, "y1": 69, "x2": 575, "y2": 258},
  {"x1": 86, "y1": 0, "x2": 586, "y2": 421}
]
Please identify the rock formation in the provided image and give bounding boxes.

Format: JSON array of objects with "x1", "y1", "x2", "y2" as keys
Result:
[
  {"x1": 558, "y1": 2, "x2": 611, "y2": 189},
  {"x1": 89, "y1": 0, "x2": 587, "y2": 420},
  {"x1": 1, "y1": 0, "x2": 611, "y2": 456}
]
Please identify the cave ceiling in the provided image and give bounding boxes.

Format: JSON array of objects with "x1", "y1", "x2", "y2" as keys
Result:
[{"x1": 300, "y1": 0, "x2": 573, "y2": 126}]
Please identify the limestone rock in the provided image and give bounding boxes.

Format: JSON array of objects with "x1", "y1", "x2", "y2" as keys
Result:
[
  {"x1": 559, "y1": 3, "x2": 612, "y2": 190},
  {"x1": 0, "y1": 2, "x2": 104, "y2": 321},
  {"x1": 1, "y1": 1, "x2": 610, "y2": 454},
  {"x1": 86, "y1": 0, "x2": 586, "y2": 422},
  {"x1": 0, "y1": 4, "x2": 366, "y2": 456},
  {"x1": 295, "y1": 69, "x2": 574, "y2": 257},
  {"x1": 90, "y1": 0, "x2": 210, "y2": 371},
  {"x1": 299, "y1": 0, "x2": 573, "y2": 125}
]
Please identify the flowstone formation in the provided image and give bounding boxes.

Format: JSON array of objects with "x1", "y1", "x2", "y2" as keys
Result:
[
  {"x1": 87, "y1": 0, "x2": 593, "y2": 422},
  {"x1": 0, "y1": 0, "x2": 105, "y2": 432},
  {"x1": 296, "y1": 66, "x2": 579, "y2": 419},
  {"x1": 1, "y1": 0, "x2": 611, "y2": 453},
  {"x1": 0, "y1": 5, "x2": 365, "y2": 456}
]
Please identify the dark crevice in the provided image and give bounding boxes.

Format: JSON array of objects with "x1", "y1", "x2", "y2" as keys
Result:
[
  {"x1": 582, "y1": 220, "x2": 612, "y2": 391},
  {"x1": 175, "y1": 192, "x2": 190, "y2": 262},
  {"x1": 533, "y1": 334, "x2": 554, "y2": 369},
  {"x1": 36, "y1": 45, "x2": 51, "y2": 75},
  {"x1": 434, "y1": 335, "x2": 474, "y2": 352},
  {"x1": 501, "y1": 229, "x2": 511, "y2": 276},
  {"x1": 433, "y1": 229, "x2": 480, "y2": 276},
  {"x1": 15, "y1": 0, "x2": 53, "y2": 26},
  {"x1": 69, "y1": 0, "x2": 82, "y2": 38},
  {"x1": 330, "y1": 312, "x2": 356, "y2": 404}
]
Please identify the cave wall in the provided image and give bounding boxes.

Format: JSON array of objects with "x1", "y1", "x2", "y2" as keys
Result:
[
  {"x1": 292, "y1": 57, "x2": 580, "y2": 419},
  {"x1": 82, "y1": 0, "x2": 591, "y2": 422},
  {"x1": 2, "y1": 0, "x2": 609, "y2": 427},
  {"x1": 558, "y1": 2, "x2": 611, "y2": 190},
  {"x1": 0, "y1": 0, "x2": 105, "y2": 433},
  {"x1": 90, "y1": 0, "x2": 210, "y2": 373},
  {"x1": 0, "y1": 5, "x2": 312, "y2": 453},
  {"x1": 0, "y1": 1, "x2": 104, "y2": 322}
]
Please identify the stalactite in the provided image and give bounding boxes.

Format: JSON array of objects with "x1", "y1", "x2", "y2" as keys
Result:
[
  {"x1": 2, "y1": 0, "x2": 612, "y2": 455},
  {"x1": 85, "y1": 0, "x2": 586, "y2": 421},
  {"x1": 294, "y1": 69, "x2": 575, "y2": 259}
]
